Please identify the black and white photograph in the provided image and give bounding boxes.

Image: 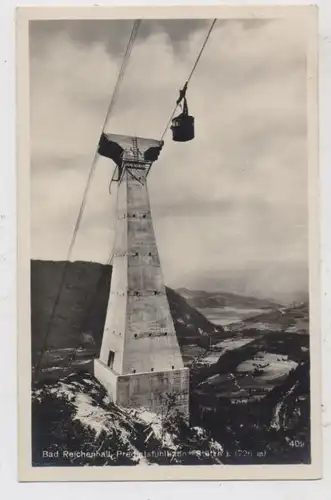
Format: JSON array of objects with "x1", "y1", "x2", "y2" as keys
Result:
[{"x1": 17, "y1": 5, "x2": 320, "y2": 481}]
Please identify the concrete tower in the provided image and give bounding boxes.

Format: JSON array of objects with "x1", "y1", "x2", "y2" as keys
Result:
[{"x1": 94, "y1": 133, "x2": 189, "y2": 418}]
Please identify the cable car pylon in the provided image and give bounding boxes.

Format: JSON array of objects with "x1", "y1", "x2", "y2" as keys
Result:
[{"x1": 34, "y1": 18, "x2": 217, "y2": 381}]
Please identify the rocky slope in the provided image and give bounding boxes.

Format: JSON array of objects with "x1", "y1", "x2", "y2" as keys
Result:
[
  {"x1": 32, "y1": 372, "x2": 224, "y2": 466},
  {"x1": 265, "y1": 361, "x2": 310, "y2": 433}
]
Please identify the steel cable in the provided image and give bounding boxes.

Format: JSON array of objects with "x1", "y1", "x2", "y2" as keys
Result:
[
  {"x1": 160, "y1": 19, "x2": 217, "y2": 141},
  {"x1": 34, "y1": 20, "x2": 141, "y2": 380}
]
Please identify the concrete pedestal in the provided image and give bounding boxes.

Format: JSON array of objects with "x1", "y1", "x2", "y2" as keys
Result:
[{"x1": 94, "y1": 359, "x2": 189, "y2": 419}]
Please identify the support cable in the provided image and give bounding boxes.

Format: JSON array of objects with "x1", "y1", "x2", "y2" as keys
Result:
[
  {"x1": 160, "y1": 19, "x2": 217, "y2": 141},
  {"x1": 64, "y1": 183, "x2": 119, "y2": 373},
  {"x1": 34, "y1": 20, "x2": 141, "y2": 380}
]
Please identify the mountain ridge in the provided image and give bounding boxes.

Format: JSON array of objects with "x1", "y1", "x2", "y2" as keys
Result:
[
  {"x1": 31, "y1": 260, "x2": 226, "y2": 372},
  {"x1": 176, "y1": 286, "x2": 284, "y2": 310}
]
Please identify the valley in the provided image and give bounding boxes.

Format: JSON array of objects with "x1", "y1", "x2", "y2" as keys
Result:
[{"x1": 31, "y1": 260, "x2": 310, "y2": 465}]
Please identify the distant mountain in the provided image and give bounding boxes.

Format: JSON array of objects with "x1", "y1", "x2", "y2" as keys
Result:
[
  {"x1": 176, "y1": 287, "x2": 281, "y2": 310},
  {"x1": 31, "y1": 260, "x2": 226, "y2": 368}
]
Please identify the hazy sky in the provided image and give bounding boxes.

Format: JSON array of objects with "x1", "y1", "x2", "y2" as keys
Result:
[{"x1": 30, "y1": 17, "x2": 309, "y2": 303}]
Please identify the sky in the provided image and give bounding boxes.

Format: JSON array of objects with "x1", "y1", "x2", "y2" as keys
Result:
[{"x1": 30, "y1": 17, "x2": 309, "y2": 303}]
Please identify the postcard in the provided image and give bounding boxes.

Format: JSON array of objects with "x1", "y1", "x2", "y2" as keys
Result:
[{"x1": 17, "y1": 4, "x2": 321, "y2": 481}]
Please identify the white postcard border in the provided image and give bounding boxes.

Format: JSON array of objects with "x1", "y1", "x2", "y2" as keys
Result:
[{"x1": 16, "y1": 4, "x2": 321, "y2": 482}]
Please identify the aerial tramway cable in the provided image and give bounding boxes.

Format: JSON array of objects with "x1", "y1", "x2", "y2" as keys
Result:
[
  {"x1": 65, "y1": 21, "x2": 219, "y2": 371},
  {"x1": 160, "y1": 19, "x2": 217, "y2": 141},
  {"x1": 35, "y1": 19, "x2": 217, "y2": 379},
  {"x1": 65, "y1": 186, "x2": 120, "y2": 372},
  {"x1": 34, "y1": 20, "x2": 142, "y2": 380},
  {"x1": 67, "y1": 19, "x2": 142, "y2": 261}
]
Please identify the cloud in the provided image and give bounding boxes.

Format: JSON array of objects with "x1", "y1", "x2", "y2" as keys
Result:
[{"x1": 30, "y1": 17, "x2": 309, "y2": 302}]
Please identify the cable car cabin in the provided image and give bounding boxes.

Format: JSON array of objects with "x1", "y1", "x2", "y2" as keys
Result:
[
  {"x1": 171, "y1": 96, "x2": 195, "y2": 142},
  {"x1": 171, "y1": 114, "x2": 195, "y2": 142}
]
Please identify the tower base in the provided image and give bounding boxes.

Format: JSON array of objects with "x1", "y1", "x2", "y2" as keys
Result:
[{"x1": 94, "y1": 359, "x2": 189, "y2": 420}]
